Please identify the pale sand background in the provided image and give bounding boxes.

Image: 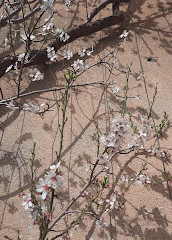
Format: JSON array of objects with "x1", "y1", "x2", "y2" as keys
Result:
[{"x1": 0, "y1": 0, "x2": 172, "y2": 239}]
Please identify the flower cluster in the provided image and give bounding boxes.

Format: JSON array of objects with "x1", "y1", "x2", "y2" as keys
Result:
[
  {"x1": 46, "y1": 46, "x2": 57, "y2": 61},
  {"x1": 55, "y1": 28, "x2": 70, "y2": 42},
  {"x1": 136, "y1": 174, "x2": 151, "y2": 186},
  {"x1": 22, "y1": 162, "x2": 62, "y2": 226},
  {"x1": 42, "y1": 18, "x2": 54, "y2": 35},
  {"x1": 37, "y1": 163, "x2": 62, "y2": 200},
  {"x1": 121, "y1": 175, "x2": 129, "y2": 183},
  {"x1": 96, "y1": 217, "x2": 107, "y2": 228},
  {"x1": 21, "y1": 33, "x2": 35, "y2": 43},
  {"x1": 6, "y1": 100, "x2": 19, "y2": 110},
  {"x1": 62, "y1": 49, "x2": 73, "y2": 60},
  {"x1": 59, "y1": 32, "x2": 70, "y2": 42},
  {"x1": 22, "y1": 193, "x2": 38, "y2": 227},
  {"x1": 121, "y1": 170, "x2": 151, "y2": 187},
  {"x1": 29, "y1": 68, "x2": 43, "y2": 81},
  {"x1": 98, "y1": 154, "x2": 110, "y2": 169},
  {"x1": 101, "y1": 117, "x2": 129, "y2": 149},
  {"x1": 17, "y1": 53, "x2": 30, "y2": 64},
  {"x1": 128, "y1": 117, "x2": 153, "y2": 149},
  {"x1": 105, "y1": 194, "x2": 119, "y2": 212},
  {"x1": 65, "y1": 0, "x2": 72, "y2": 11},
  {"x1": 23, "y1": 102, "x2": 45, "y2": 113},
  {"x1": 5, "y1": 53, "x2": 30, "y2": 74},
  {"x1": 78, "y1": 46, "x2": 93, "y2": 57},
  {"x1": 72, "y1": 59, "x2": 84, "y2": 70}
]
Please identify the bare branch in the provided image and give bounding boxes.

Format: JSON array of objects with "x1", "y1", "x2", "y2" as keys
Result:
[
  {"x1": 0, "y1": 6, "x2": 22, "y2": 27},
  {"x1": 87, "y1": 0, "x2": 130, "y2": 22},
  {"x1": 0, "y1": 0, "x2": 41, "y2": 27},
  {"x1": 11, "y1": 6, "x2": 41, "y2": 24}
]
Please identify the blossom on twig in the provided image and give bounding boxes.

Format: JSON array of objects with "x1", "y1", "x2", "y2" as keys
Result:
[{"x1": 29, "y1": 68, "x2": 43, "y2": 81}]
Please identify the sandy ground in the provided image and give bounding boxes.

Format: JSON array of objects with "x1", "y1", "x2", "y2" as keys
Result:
[{"x1": 0, "y1": 0, "x2": 172, "y2": 239}]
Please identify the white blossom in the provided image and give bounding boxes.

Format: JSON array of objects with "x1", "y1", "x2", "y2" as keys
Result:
[
  {"x1": 50, "y1": 161, "x2": 61, "y2": 172},
  {"x1": 4, "y1": 38, "x2": 10, "y2": 50},
  {"x1": 121, "y1": 175, "x2": 129, "y2": 183},
  {"x1": 129, "y1": 117, "x2": 152, "y2": 149},
  {"x1": 36, "y1": 178, "x2": 49, "y2": 200},
  {"x1": 40, "y1": 201, "x2": 48, "y2": 213},
  {"x1": 23, "y1": 102, "x2": 40, "y2": 113},
  {"x1": 106, "y1": 195, "x2": 119, "y2": 212},
  {"x1": 101, "y1": 118, "x2": 129, "y2": 149},
  {"x1": 135, "y1": 93, "x2": 140, "y2": 100},
  {"x1": 112, "y1": 86, "x2": 120, "y2": 94},
  {"x1": 5, "y1": 65, "x2": 13, "y2": 73},
  {"x1": 96, "y1": 217, "x2": 107, "y2": 228},
  {"x1": 86, "y1": 49, "x2": 93, "y2": 56},
  {"x1": 29, "y1": 68, "x2": 43, "y2": 81},
  {"x1": 59, "y1": 32, "x2": 70, "y2": 42},
  {"x1": 41, "y1": 0, "x2": 55, "y2": 16},
  {"x1": 85, "y1": 163, "x2": 91, "y2": 172},
  {"x1": 54, "y1": 28, "x2": 63, "y2": 35},
  {"x1": 6, "y1": 100, "x2": 19, "y2": 110},
  {"x1": 128, "y1": 132, "x2": 145, "y2": 149},
  {"x1": 62, "y1": 49, "x2": 73, "y2": 60},
  {"x1": 78, "y1": 48, "x2": 86, "y2": 57},
  {"x1": 159, "y1": 149, "x2": 167, "y2": 158},
  {"x1": 22, "y1": 194, "x2": 34, "y2": 212},
  {"x1": 42, "y1": 18, "x2": 54, "y2": 34},
  {"x1": 28, "y1": 208, "x2": 39, "y2": 228},
  {"x1": 119, "y1": 30, "x2": 129, "y2": 38},
  {"x1": 46, "y1": 46, "x2": 57, "y2": 61},
  {"x1": 72, "y1": 59, "x2": 84, "y2": 70},
  {"x1": 141, "y1": 117, "x2": 153, "y2": 130},
  {"x1": 18, "y1": 53, "x2": 25, "y2": 62},
  {"x1": 21, "y1": 33, "x2": 35, "y2": 42},
  {"x1": 136, "y1": 174, "x2": 151, "y2": 186},
  {"x1": 46, "y1": 171, "x2": 63, "y2": 190},
  {"x1": 22, "y1": 193, "x2": 38, "y2": 227},
  {"x1": 65, "y1": 0, "x2": 72, "y2": 11},
  {"x1": 137, "y1": 72, "x2": 144, "y2": 80}
]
